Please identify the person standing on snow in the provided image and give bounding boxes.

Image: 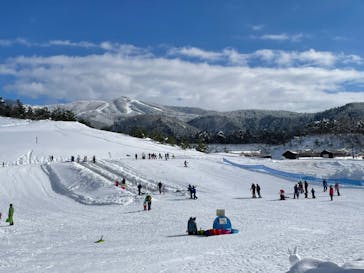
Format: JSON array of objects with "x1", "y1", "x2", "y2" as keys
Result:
[
  {"x1": 144, "y1": 194, "x2": 152, "y2": 210},
  {"x1": 6, "y1": 204, "x2": 14, "y2": 226},
  {"x1": 334, "y1": 183, "x2": 340, "y2": 196},
  {"x1": 256, "y1": 184, "x2": 261, "y2": 198},
  {"x1": 250, "y1": 183, "x2": 256, "y2": 198},
  {"x1": 322, "y1": 179, "x2": 328, "y2": 192},
  {"x1": 158, "y1": 182, "x2": 163, "y2": 194},
  {"x1": 188, "y1": 184, "x2": 193, "y2": 199},
  {"x1": 304, "y1": 181, "x2": 309, "y2": 198},
  {"x1": 294, "y1": 184, "x2": 300, "y2": 199},
  {"x1": 187, "y1": 217, "x2": 197, "y2": 235},
  {"x1": 329, "y1": 185, "x2": 334, "y2": 201},
  {"x1": 191, "y1": 185, "x2": 197, "y2": 199},
  {"x1": 137, "y1": 184, "x2": 142, "y2": 195},
  {"x1": 311, "y1": 188, "x2": 316, "y2": 199}
]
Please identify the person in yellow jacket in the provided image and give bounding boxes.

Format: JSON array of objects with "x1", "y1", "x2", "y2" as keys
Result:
[{"x1": 6, "y1": 204, "x2": 14, "y2": 226}]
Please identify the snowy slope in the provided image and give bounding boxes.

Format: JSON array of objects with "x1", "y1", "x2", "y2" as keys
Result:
[{"x1": 0, "y1": 117, "x2": 363, "y2": 273}]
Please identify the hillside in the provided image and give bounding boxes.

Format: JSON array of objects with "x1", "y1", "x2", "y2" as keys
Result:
[
  {"x1": 45, "y1": 97, "x2": 364, "y2": 145},
  {"x1": 0, "y1": 117, "x2": 363, "y2": 273}
]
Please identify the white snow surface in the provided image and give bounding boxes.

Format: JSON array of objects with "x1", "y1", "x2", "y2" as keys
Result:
[{"x1": 0, "y1": 117, "x2": 363, "y2": 273}]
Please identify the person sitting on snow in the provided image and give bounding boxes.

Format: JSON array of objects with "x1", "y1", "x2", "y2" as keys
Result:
[
  {"x1": 187, "y1": 217, "x2": 197, "y2": 235},
  {"x1": 280, "y1": 189, "x2": 286, "y2": 200}
]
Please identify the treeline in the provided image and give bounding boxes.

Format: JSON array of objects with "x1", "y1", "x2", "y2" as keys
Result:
[{"x1": 0, "y1": 97, "x2": 82, "y2": 122}]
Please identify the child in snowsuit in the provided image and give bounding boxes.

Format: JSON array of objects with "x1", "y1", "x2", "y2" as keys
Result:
[
  {"x1": 311, "y1": 188, "x2": 315, "y2": 199},
  {"x1": 329, "y1": 185, "x2": 334, "y2": 201},
  {"x1": 334, "y1": 183, "x2": 340, "y2": 196},
  {"x1": 187, "y1": 217, "x2": 197, "y2": 235},
  {"x1": 280, "y1": 189, "x2": 285, "y2": 200},
  {"x1": 323, "y1": 179, "x2": 328, "y2": 192},
  {"x1": 144, "y1": 194, "x2": 152, "y2": 210},
  {"x1": 6, "y1": 204, "x2": 14, "y2": 226}
]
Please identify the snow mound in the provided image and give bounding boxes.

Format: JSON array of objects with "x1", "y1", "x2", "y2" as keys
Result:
[
  {"x1": 43, "y1": 162, "x2": 135, "y2": 205},
  {"x1": 286, "y1": 258, "x2": 364, "y2": 273}
]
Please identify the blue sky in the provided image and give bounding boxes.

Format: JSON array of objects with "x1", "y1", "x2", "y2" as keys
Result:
[{"x1": 1, "y1": 0, "x2": 364, "y2": 112}]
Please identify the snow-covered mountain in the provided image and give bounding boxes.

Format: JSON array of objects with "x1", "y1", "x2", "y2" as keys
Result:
[
  {"x1": 47, "y1": 96, "x2": 213, "y2": 129},
  {"x1": 0, "y1": 116, "x2": 363, "y2": 272}
]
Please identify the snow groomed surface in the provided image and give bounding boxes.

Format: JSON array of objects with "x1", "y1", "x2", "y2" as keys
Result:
[{"x1": 223, "y1": 158, "x2": 364, "y2": 186}]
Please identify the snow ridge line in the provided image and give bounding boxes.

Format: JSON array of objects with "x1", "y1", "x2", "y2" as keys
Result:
[
  {"x1": 223, "y1": 158, "x2": 364, "y2": 187},
  {"x1": 100, "y1": 159, "x2": 185, "y2": 194}
]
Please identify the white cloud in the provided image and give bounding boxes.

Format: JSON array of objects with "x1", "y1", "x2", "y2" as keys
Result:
[
  {"x1": 251, "y1": 24, "x2": 264, "y2": 31},
  {"x1": 167, "y1": 47, "x2": 223, "y2": 61},
  {"x1": 1, "y1": 50, "x2": 364, "y2": 113},
  {"x1": 256, "y1": 33, "x2": 305, "y2": 42}
]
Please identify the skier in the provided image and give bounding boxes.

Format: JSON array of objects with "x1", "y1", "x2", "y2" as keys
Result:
[
  {"x1": 304, "y1": 180, "x2": 308, "y2": 198},
  {"x1": 92, "y1": 155, "x2": 96, "y2": 163},
  {"x1": 322, "y1": 179, "x2": 328, "y2": 192},
  {"x1": 184, "y1": 160, "x2": 188, "y2": 167},
  {"x1": 298, "y1": 181, "x2": 304, "y2": 194},
  {"x1": 135, "y1": 153, "x2": 138, "y2": 160},
  {"x1": 137, "y1": 184, "x2": 142, "y2": 195},
  {"x1": 192, "y1": 185, "x2": 197, "y2": 199},
  {"x1": 187, "y1": 217, "x2": 197, "y2": 235},
  {"x1": 6, "y1": 204, "x2": 14, "y2": 226},
  {"x1": 188, "y1": 184, "x2": 193, "y2": 199},
  {"x1": 158, "y1": 182, "x2": 163, "y2": 194},
  {"x1": 280, "y1": 189, "x2": 286, "y2": 200},
  {"x1": 311, "y1": 188, "x2": 316, "y2": 199},
  {"x1": 250, "y1": 183, "x2": 256, "y2": 198},
  {"x1": 256, "y1": 184, "x2": 261, "y2": 198},
  {"x1": 334, "y1": 183, "x2": 340, "y2": 196},
  {"x1": 294, "y1": 184, "x2": 300, "y2": 199},
  {"x1": 329, "y1": 185, "x2": 334, "y2": 201},
  {"x1": 144, "y1": 194, "x2": 152, "y2": 210},
  {"x1": 115, "y1": 180, "x2": 119, "y2": 187}
]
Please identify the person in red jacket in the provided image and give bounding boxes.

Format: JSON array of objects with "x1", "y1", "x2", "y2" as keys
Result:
[{"x1": 329, "y1": 185, "x2": 334, "y2": 201}]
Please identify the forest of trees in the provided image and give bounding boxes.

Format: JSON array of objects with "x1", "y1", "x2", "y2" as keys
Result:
[{"x1": 0, "y1": 97, "x2": 78, "y2": 122}]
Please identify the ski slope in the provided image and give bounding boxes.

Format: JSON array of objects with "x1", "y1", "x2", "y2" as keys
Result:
[{"x1": 0, "y1": 117, "x2": 363, "y2": 273}]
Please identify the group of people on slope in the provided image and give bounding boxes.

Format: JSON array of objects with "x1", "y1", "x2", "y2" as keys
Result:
[
  {"x1": 188, "y1": 184, "x2": 197, "y2": 199},
  {"x1": 279, "y1": 180, "x2": 341, "y2": 201},
  {"x1": 135, "y1": 152, "x2": 174, "y2": 160},
  {"x1": 0, "y1": 204, "x2": 14, "y2": 226},
  {"x1": 250, "y1": 183, "x2": 262, "y2": 198},
  {"x1": 293, "y1": 180, "x2": 315, "y2": 199}
]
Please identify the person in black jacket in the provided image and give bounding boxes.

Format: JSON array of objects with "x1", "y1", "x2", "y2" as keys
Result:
[
  {"x1": 187, "y1": 217, "x2": 197, "y2": 235},
  {"x1": 256, "y1": 184, "x2": 261, "y2": 198}
]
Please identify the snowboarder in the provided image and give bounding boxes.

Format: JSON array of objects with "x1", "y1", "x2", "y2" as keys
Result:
[
  {"x1": 334, "y1": 183, "x2": 340, "y2": 196},
  {"x1": 250, "y1": 183, "x2": 256, "y2": 198},
  {"x1": 304, "y1": 181, "x2": 308, "y2": 198},
  {"x1": 137, "y1": 184, "x2": 142, "y2": 195},
  {"x1": 280, "y1": 189, "x2": 286, "y2": 200},
  {"x1": 311, "y1": 188, "x2": 316, "y2": 199},
  {"x1": 256, "y1": 184, "x2": 261, "y2": 198},
  {"x1": 294, "y1": 184, "x2": 300, "y2": 199},
  {"x1": 184, "y1": 160, "x2": 188, "y2": 167},
  {"x1": 329, "y1": 185, "x2": 334, "y2": 201},
  {"x1": 144, "y1": 194, "x2": 152, "y2": 210},
  {"x1": 158, "y1": 182, "x2": 163, "y2": 194},
  {"x1": 187, "y1": 217, "x2": 197, "y2": 235},
  {"x1": 322, "y1": 179, "x2": 328, "y2": 192},
  {"x1": 192, "y1": 185, "x2": 197, "y2": 199},
  {"x1": 6, "y1": 204, "x2": 14, "y2": 226},
  {"x1": 188, "y1": 184, "x2": 193, "y2": 199}
]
